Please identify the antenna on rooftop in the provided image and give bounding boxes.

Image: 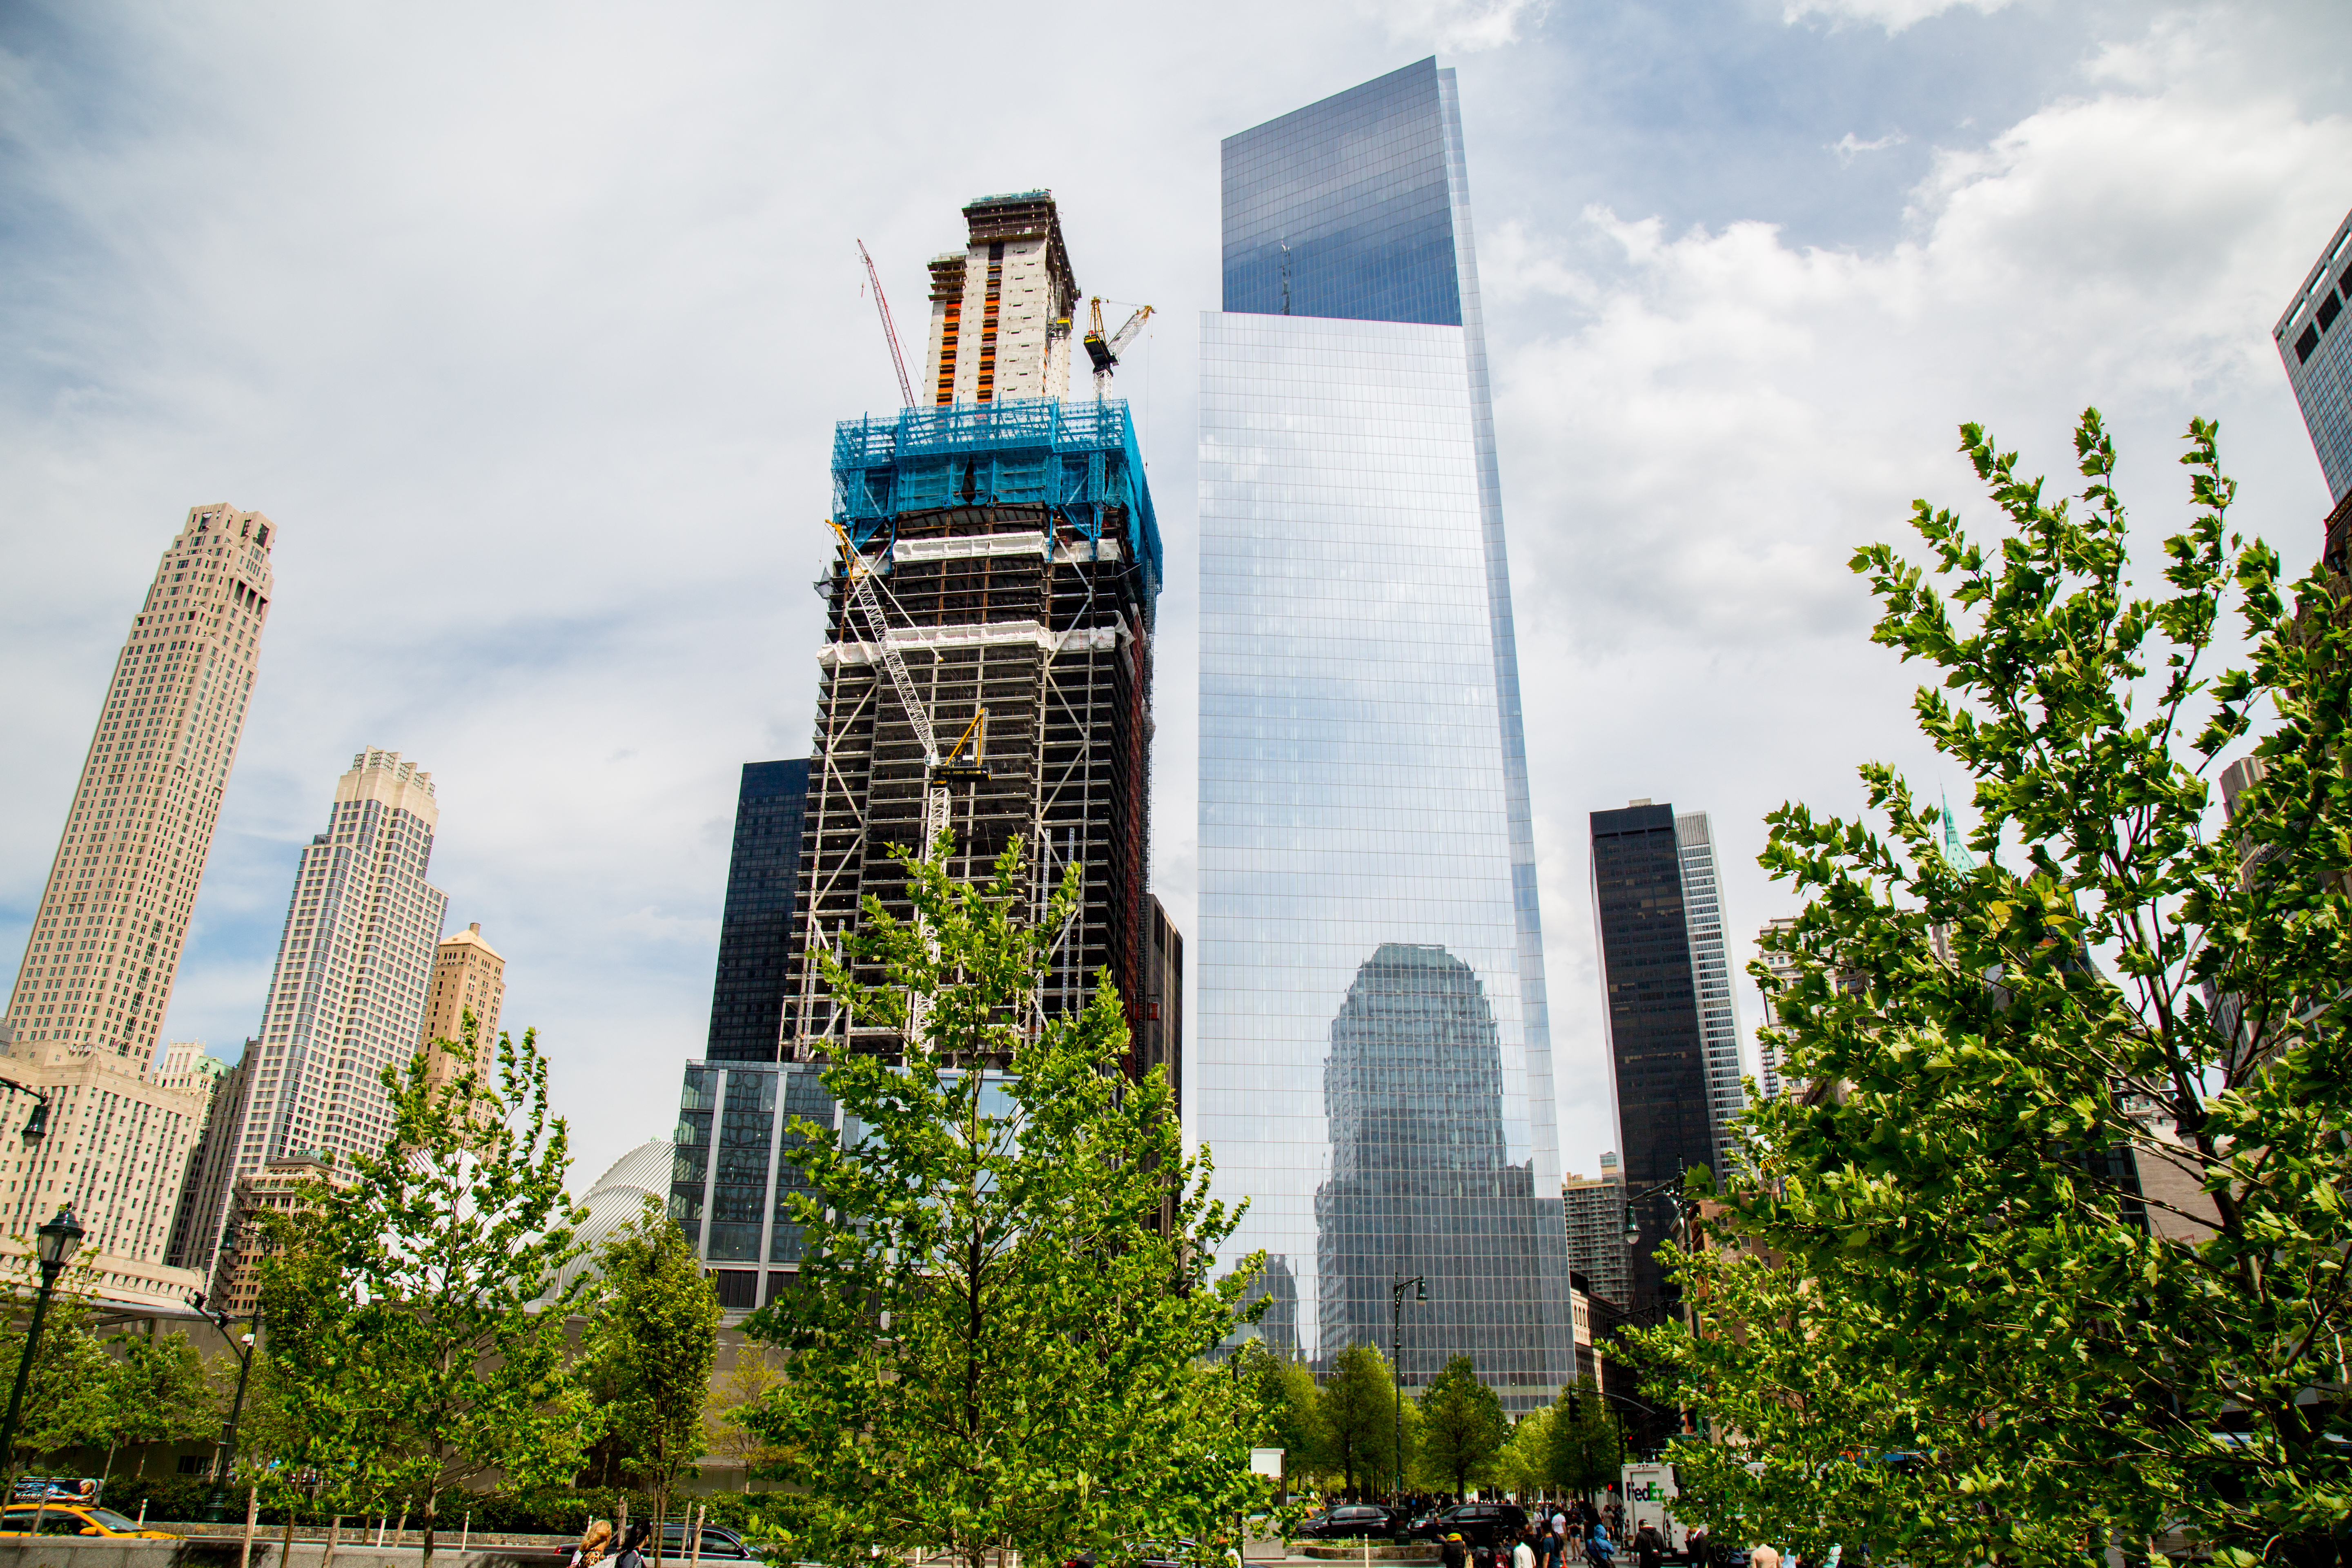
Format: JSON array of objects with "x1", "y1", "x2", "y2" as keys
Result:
[{"x1": 857, "y1": 239, "x2": 917, "y2": 410}]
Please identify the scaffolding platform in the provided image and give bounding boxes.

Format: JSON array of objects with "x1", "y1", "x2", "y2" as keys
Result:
[{"x1": 831, "y1": 398, "x2": 1162, "y2": 599}]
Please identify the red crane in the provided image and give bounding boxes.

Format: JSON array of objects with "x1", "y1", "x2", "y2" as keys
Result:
[{"x1": 857, "y1": 239, "x2": 916, "y2": 410}]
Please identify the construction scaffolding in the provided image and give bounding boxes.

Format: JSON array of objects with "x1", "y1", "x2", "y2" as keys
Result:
[{"x1": 784, "y1": 396, "x2": 1160, "y2": 1074}]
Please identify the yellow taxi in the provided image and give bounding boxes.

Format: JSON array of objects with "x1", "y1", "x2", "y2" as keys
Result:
[{"x1": 0, "y1": 1503, "x2": 180, "y2": 1539}]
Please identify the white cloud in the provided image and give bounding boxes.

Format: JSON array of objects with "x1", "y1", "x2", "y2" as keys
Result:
[
  {"x1": 1488, "y1": 31, "x2": 2352, "y2": 1170},
  {"x1": 1784, "y1": 0, "x2": 2018, "y2": 32},
  {"x1": 1381, "y1": 0, "x2": 1549, "y2": 51},
  {"x1": 1831, "y1": 130, "x2": 1908, "y2": 164}
]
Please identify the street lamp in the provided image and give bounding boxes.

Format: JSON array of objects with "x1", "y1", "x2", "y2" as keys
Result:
[
  {"x1": 192, "y1": 1280, "x2": 261, "y2": 1525},
  {"x1": 1390, "y1": 1273, "x2": 1425, "y2": 1500},
  {"x1": 0, "y1": 1206, "x2": 83, "y2": 1490},
  {"x1": 0, "y1": 1076, "x2": 55, "y2": 1149}
]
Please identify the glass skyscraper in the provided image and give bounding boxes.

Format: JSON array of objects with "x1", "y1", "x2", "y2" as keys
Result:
[{"x1": 1197, "y1": 59, "x2": 1572, "y2": 1406}]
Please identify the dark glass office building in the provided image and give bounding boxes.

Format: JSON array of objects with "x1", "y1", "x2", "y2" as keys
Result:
[
  {"x1": 1590, "y1": 802, "x2": 1719, "y2": 1308},
  {"x1": 1199, "y1": 60, "x2": 1572, "y2": 1407},
  {"x1": 706, "y1": 759, "x2": 811, "y2": 1061}
]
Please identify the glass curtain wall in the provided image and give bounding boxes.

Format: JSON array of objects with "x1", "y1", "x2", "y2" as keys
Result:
[{"x1": 1198, "y1": 58, "x2": 1570, "y2": 1407}]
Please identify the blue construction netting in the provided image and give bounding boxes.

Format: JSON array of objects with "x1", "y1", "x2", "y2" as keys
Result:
[{"x1": 830, "y1": 399, "x2": 1163, "y2": 603}]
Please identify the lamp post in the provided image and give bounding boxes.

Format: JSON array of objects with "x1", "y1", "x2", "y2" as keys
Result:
[
  {"x1": 1389, "y1": 1273, "x2": 1425, "y2": 1500},
  {"x1": 0, "y1": 1206, "x2": 84, "y2": 1492},
  {"x1": 192, "y1": 1276, "x2": 261, "y2": 1525}
]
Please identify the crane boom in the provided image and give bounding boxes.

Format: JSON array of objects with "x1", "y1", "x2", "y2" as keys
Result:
[
  {"x1": 1082, "y1": 296, "x2": 1155, "y2": 393},
  {"x1": 857, "y1": 239, "x2": 917, "y2": 410},
  {"x1": 830, "y1": 521, "x2": 935, "y2": 765}
]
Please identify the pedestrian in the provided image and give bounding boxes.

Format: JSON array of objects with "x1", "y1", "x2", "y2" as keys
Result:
[
  {"x1": 570, "y1": 1521, "x2": 613, "y2": 1568},
  {"x1": 1749, "y1": 1545, "x2": 1780, "y2": 1568},
  {"x1": 1512, "y1": 1529, "x2": 1537, "y2": 1568},
  {"x1": 1443, "y1": 1533, "x2": 1469, "y2": 1568},
  {"x1": 1586, "y1": 1523, "x2": 1615, "y2": 1566},
  {"x1": 1632, "y1": 1523, "x2": 1664, "y2": 1568},
  {"x1": 612, "y1": 1523, "x2": 653, "y2": 1568}
]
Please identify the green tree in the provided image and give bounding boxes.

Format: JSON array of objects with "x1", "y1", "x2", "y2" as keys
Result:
[
  {"x1": 703, "y1": 1344, "x2": 791, "y2": 1492},
  {"x1": 1413, "y1": 1356, "x2": 1504, "y2": 1497},
  {"x1": 301, "y1": 1017, "x2": 594, "y2": 1568},
  {"x1": 1543, "y1": 1383, "x2": 1617, "y2": 1503},
  {"x1": 1316, "y1": 1343, "x2": 1408, "y2": 1500},
  {"x1": 249, "y1": 1209, "x2": 399, "y2": 1561},
  {"x1": 742, "y1": 835, "x2": 1265, "y2": 1568},
  {"x1": 96, "y1": 1331, "x2": 216, "y2": 1483},
  {"x1": 1640, "y1": 413, "x2": 2352, "y2": 1567},
  {"x1": 1232, "y1": 1340, "x2": 1318, "y2": 1483},
  {"x1": 1494, "y1": 1407, "x2": 1549, "y2": 1501},
  {"x1": 584, "y1": 1197, "x2": 720, "y2": 1558},
  {"x1": 0, "y1": 1258, "x2": 109, "y2": 1482}
]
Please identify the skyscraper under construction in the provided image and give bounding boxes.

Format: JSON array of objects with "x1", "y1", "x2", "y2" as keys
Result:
[
  {"x1": 669, "y1": 193, "x2": 1177, "y2": 1305},
  {"x1": 780, "y1": 192, "x2": 1173, "y2": 1073}
]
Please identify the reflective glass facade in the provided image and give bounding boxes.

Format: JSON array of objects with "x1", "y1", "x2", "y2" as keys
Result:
[
  {"x1": 1198, "y1": 60, "x2": 1570, "y2": 1407},
  {"x1": 706, "y1": 759, "x2": 811, "y2": 1061},
  {"x1": 669, "y1": 1058, "x2": 838, "y2": 1310}
]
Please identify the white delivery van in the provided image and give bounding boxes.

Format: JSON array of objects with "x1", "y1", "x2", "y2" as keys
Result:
[{"x1": 1619, "y1": 1463, "x2": 1687, "y2": 1557}]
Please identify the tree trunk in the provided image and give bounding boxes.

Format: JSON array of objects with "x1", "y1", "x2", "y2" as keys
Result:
[
  {"x1": 419, "y1": 1488, "x2": 438, "y2": 1568},
  {"x1": 280, "y1": 1500, "x2": 297, "y2": 1566},
  {"x1": 322, "y1": 1515, "x2": 342, "y2": 1568}
]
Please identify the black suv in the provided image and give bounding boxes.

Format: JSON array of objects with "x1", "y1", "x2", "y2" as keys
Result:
[
  {"x1": 1296, "y1": 1505, "x2": 1408, "y2": 1543},
  {"x1": 655, "y1": 1523, "x2": 764, "y2": 1564},
  {"x1": 1406, "y1": 1503, "x2": 1528, "y2": 1550}
]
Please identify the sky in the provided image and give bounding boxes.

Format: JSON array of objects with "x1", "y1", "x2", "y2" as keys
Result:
[{"x1": 2, "y1": 0, "x2": 2347, "y2": 1195}]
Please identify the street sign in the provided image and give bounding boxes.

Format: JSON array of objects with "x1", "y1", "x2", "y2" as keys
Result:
[{"x1": 1249, "y1": 1448, "x2": 1284, "y2": 1478}]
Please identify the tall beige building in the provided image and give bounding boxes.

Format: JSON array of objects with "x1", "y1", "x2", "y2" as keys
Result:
[
  {"x1": 209, "y1": 1155, "x2": 356, "y2": 1316},
  {"x1": 420, "y1": 922, "x2": 506, "y2": 1089},
  {"x1": 3, "y1": 504, "x2": 278, "y2": 1060},
  {"x1": 187, "y1": 749, "x2": 448, "y2": 1276},
  {"x1": 153, "y1": 1040, "x2": 229, "y2": 1100},
  {"x1": 0, "y1": 1027, "x2": 208, "y2": 1309}
]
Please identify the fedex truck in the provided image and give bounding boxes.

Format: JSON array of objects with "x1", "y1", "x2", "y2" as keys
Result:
[{"x1": 1619, "y1": 1464, "x2": 1687, "y2": 1557}]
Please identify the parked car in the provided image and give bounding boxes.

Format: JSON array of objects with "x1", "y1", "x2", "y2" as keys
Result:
[
  {"x1": 1296, "y1": 1505, "x2": 1408, "y2": 1543},
  {"x1": 656, "y1": 1521, "x2": 764, "y2": 1562},
  {"x1": 1405, "y1": 1503, "x2": 1528, "y2": 1549},
  {"x1": 0, "y1": 1504, "x2": 178, "y2": 1539}
]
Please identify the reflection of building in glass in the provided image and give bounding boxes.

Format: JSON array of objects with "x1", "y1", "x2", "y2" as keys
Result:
[
  {"x1": 1231, "y1": 1252, "x2": 1302, "y2": 1360},
  {"x1": 1591, "y1": 801, "x2": 1746, "y2": 1308},
  {"x1": 1314, "y1": 945, "x2": 1563, "y2": 1394},
  {"x1": 1198, "y1": 58, "x2": 1570, "y2": 1408},
  {"x1": 1562, "y1": 1151, "x2": 1629, "y2": 1308}
]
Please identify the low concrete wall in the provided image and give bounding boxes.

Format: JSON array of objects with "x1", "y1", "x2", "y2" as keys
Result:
[{"x1": 0, "y1": 1545, "x2": 551, "y2": 1568}]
